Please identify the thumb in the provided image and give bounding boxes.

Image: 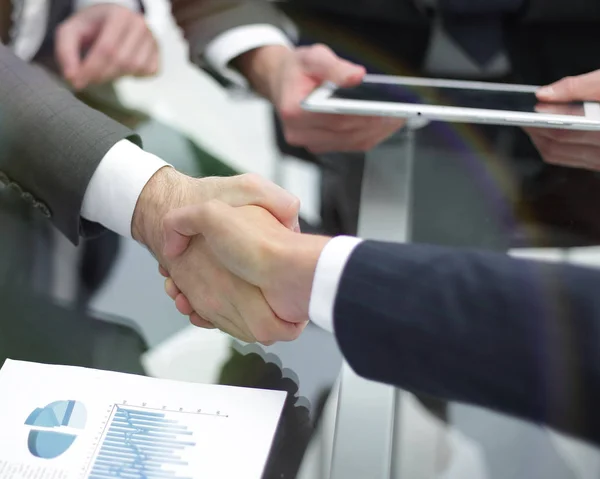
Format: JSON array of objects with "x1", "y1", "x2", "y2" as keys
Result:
[
  {"x1": 163, "y1": 201, "x2": 274, "y2": 287},
  {"x1": 299, "y1": 44, "x2": 366, "y2": 87},
  {"x1": 162, "y1": 202, "x2": 225, "y2": 260},
  {"x1": 537, "y1": 71, "x2": 600, "y2": 102},
  {"x1": 224, "y1": 174, "x2": 301, "y2": 232}
]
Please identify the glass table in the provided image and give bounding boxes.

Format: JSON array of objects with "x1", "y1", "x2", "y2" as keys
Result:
[{"x1": 327, "y1": 120, "x2": 600, "y2": 479}]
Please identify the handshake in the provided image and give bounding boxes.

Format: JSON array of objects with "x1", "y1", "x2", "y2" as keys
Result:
[{"x1": 132, "y1": 167, "x2": 330, "y2": 344}]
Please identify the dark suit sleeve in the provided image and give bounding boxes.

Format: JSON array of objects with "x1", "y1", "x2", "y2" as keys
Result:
[
  {"x1": 334, "y1": 240, "x2": 600, "y2": 444},
  {"x1": 0, "y1": 44, "x2": 141, "y2": 244}
]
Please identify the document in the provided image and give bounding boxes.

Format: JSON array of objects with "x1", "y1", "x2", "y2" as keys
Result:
[{"x1": 0, "y1": 360, "x2": 286, "y2": 479}]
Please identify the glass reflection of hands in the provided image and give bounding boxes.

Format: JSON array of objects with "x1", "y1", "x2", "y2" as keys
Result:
[
  {"x1": 530, "y1": 69, "x2": 600, "y2": 171},
  {"x1": 525, "y1": 126, "x2": 600, "y2": 172}
]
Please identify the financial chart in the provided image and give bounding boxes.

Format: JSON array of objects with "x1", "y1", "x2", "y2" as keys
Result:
[
  {"x1": 25, "y1": 400, "x2": 88, "y2": 459},
  {"x1": 0, "y1": 360, "x2": 286, "y2": 479},
  {"x1": 84, "y1": 402, "x2": 229, "y2": 479}
]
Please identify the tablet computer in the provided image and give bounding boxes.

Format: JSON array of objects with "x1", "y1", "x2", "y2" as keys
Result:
[{"x1": 302, "y1": 75, "x2": 600, "y2": 131}]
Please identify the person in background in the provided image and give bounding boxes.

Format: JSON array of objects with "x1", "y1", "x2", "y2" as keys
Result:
[
  {"x1": 171, "y1": 0, "x2": 600, "y2": 236},
  {"x1": 2, "y1": 0, "x2": 158, "y2": 87}
]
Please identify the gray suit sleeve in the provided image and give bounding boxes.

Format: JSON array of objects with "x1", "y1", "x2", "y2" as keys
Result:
[
  {"x1": 0, "y1": 44, "x2": 142, "y2": 245},
  {"x1": 171, "y1": 0, "x2": 291, "y2": 73}
]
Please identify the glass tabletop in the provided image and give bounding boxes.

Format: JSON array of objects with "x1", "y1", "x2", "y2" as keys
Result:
[
  {"x1": 332, "y1": 119, "x2": 600, "y2": 479},
  {"x1": 0, "y1": 285, "x2": 342, "y2": 479},
  {"x1": 409, "y1": 121, "x2": 600, "y2": 251}
]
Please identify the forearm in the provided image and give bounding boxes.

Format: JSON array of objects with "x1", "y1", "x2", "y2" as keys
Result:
[
  {"x1": 232, "y1": 45, "x2": 291, "y2": 98},
  {"x1": 0, "y1": 44, "x2": 139, "y2": 244},
  {"x1": 334, "y1": 241, "x2": 600, "y2": 444},
  {"x1": 131, "y1": 167, "x2": 196, "y2": 254}
]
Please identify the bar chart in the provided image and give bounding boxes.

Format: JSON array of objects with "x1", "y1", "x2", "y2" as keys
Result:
[{"x1": 88, "y1": 406, "x2": 199, "y2": 479}]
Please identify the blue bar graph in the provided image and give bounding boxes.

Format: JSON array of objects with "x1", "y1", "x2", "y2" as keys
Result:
[{"x1": 88, "y1": 407, "x2": 196, "y2": 479}]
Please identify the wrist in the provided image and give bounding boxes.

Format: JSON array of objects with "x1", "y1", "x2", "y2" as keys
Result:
[
  {"x1": 132, "y1": 167, "x2": 195, "y2": 254},
  {"x1": 233, "y1": 45, "x2": 292, "y2": 99},
  {"x1": 270, "y1": 233, "x2": 331, "y2": 314}
]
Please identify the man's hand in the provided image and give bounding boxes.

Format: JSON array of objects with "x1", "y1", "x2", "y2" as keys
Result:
[
  {"x1": 537, "y1": 70, "x2": 600, "y2": 102},
  {"x1": 162, "y1": 201, "x2": 330, "y2": 327},
  {"x1": 235, "y1": 44, "x2": 405, "y2": 153},
  {"x1": 525, "y1": 127, "x2": 600, "y2": 172},
  {"x1": 132, "y1": 168, "x2": 303, "y2": 344},
  {"x1": 533, "y1": 71, "x2": 600, "y2": 171},
  {"x1": 55, "y1": 4, "x2": 159, "y2": 90}
]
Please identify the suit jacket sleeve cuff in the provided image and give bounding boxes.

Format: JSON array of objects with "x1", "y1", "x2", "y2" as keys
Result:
[
  {"x1": 80, "y1": 140, "x2": 169, "y2": 239},
  {"x1": 309, "y1": 236, "x2": 364, "y2": 333},
  {"x1": 205, "y1": 25, "x2": 295, "y2": 88},
  {"x1": 75, "y1": 0, "x2": 141, "y2": 12}
]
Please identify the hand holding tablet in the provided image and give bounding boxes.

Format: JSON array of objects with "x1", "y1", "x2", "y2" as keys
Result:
[{"x1": 302, "y1": 74, "x2": 600, "y2": 131}]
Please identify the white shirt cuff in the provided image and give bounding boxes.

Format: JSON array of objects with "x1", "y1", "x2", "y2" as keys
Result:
[
  {"x1": 204, "y1": 25, "x2": 294, "y2": 88},
  {"x1": 75, "y1": 0, "x2": 141, "y2": 12},
  {"x1": 309, "y1": 236, "x2": 364, "y2": 333},
  {"x1": 80, "y1": 140, "x2": 169, "y2": 239}
]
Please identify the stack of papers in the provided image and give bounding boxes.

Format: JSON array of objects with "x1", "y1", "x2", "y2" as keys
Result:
[{"x1": 0, "y1": 360, "x2": 286, "y2": 479}]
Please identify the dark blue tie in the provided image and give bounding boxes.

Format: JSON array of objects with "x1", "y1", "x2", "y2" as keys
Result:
[{"x1": 439, "y1": 0, "x2": 524, "y2": 67}]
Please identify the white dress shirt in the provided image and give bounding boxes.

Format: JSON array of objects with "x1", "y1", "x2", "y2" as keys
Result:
[
  {"x1": 80, "y1": 141, "x2": 168, "y2": 238},
  {"x1": 308, "y1": 236, "x2": 363, "y2": 334}
]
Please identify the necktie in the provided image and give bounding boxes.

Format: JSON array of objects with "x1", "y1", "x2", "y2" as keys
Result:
[
  {"x1": 439, "y1": 0, "x2": 524, "y2": 67},
  {"x1": 0, "y1": 0, "x2": 12, "y2": 45}
]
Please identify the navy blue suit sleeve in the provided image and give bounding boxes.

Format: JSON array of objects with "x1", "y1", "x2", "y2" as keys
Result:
[{"x1": 333, "y1": 240, "x2": 600, "y2": 444}]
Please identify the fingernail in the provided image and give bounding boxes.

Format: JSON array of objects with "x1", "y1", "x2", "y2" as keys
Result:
[{"x1": 538, "y1": 86, "x2": 554, "y2": 98}]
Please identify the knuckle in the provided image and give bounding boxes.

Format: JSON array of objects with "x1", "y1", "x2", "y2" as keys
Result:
[
  {"x1": 279, "y1": 106, "x2": 301, "y2": 122},
  {"x1": 252, "y1": 327, "x2": 273, "y2": 345},
  {"x1": 283, "y1": 129, "x2": 302, "y2": 146},
  {"x1": 98, "y1": 41, "x2": 118, "y2": 58},
  {"x1": 238, "y1": 172, "x2": 262, "y2": 191},
  {"x1": 563, "y1": 76, "x2": 578, "y2": 94},
  {"x1": 116, "y1": 54, "x2": 132, "y2": 70},
  {"x1": 311, "y1": 43, "x2": 332, "y2": 56},
  {"x1": 290, "y1": 197, "x2": 301, "y2": 214}
]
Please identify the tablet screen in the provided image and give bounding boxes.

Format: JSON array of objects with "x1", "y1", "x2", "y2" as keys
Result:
[{"x1": 331, "y1": 81, "x2": 586, "y2": 117}]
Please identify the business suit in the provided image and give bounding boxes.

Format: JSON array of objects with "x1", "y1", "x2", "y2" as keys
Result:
[{"x1": 332, "y1": 240, "x2": 600, "y2": 445}]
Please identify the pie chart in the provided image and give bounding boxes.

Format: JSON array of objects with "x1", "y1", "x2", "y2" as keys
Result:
[{"x1": 25, "y1": 400, "x2": 87, "y2": 459}]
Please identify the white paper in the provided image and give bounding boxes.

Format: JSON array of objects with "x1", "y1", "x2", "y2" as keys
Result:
[{"x1": 0, "y1": 360, "x2": 286, "y2": 479}]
